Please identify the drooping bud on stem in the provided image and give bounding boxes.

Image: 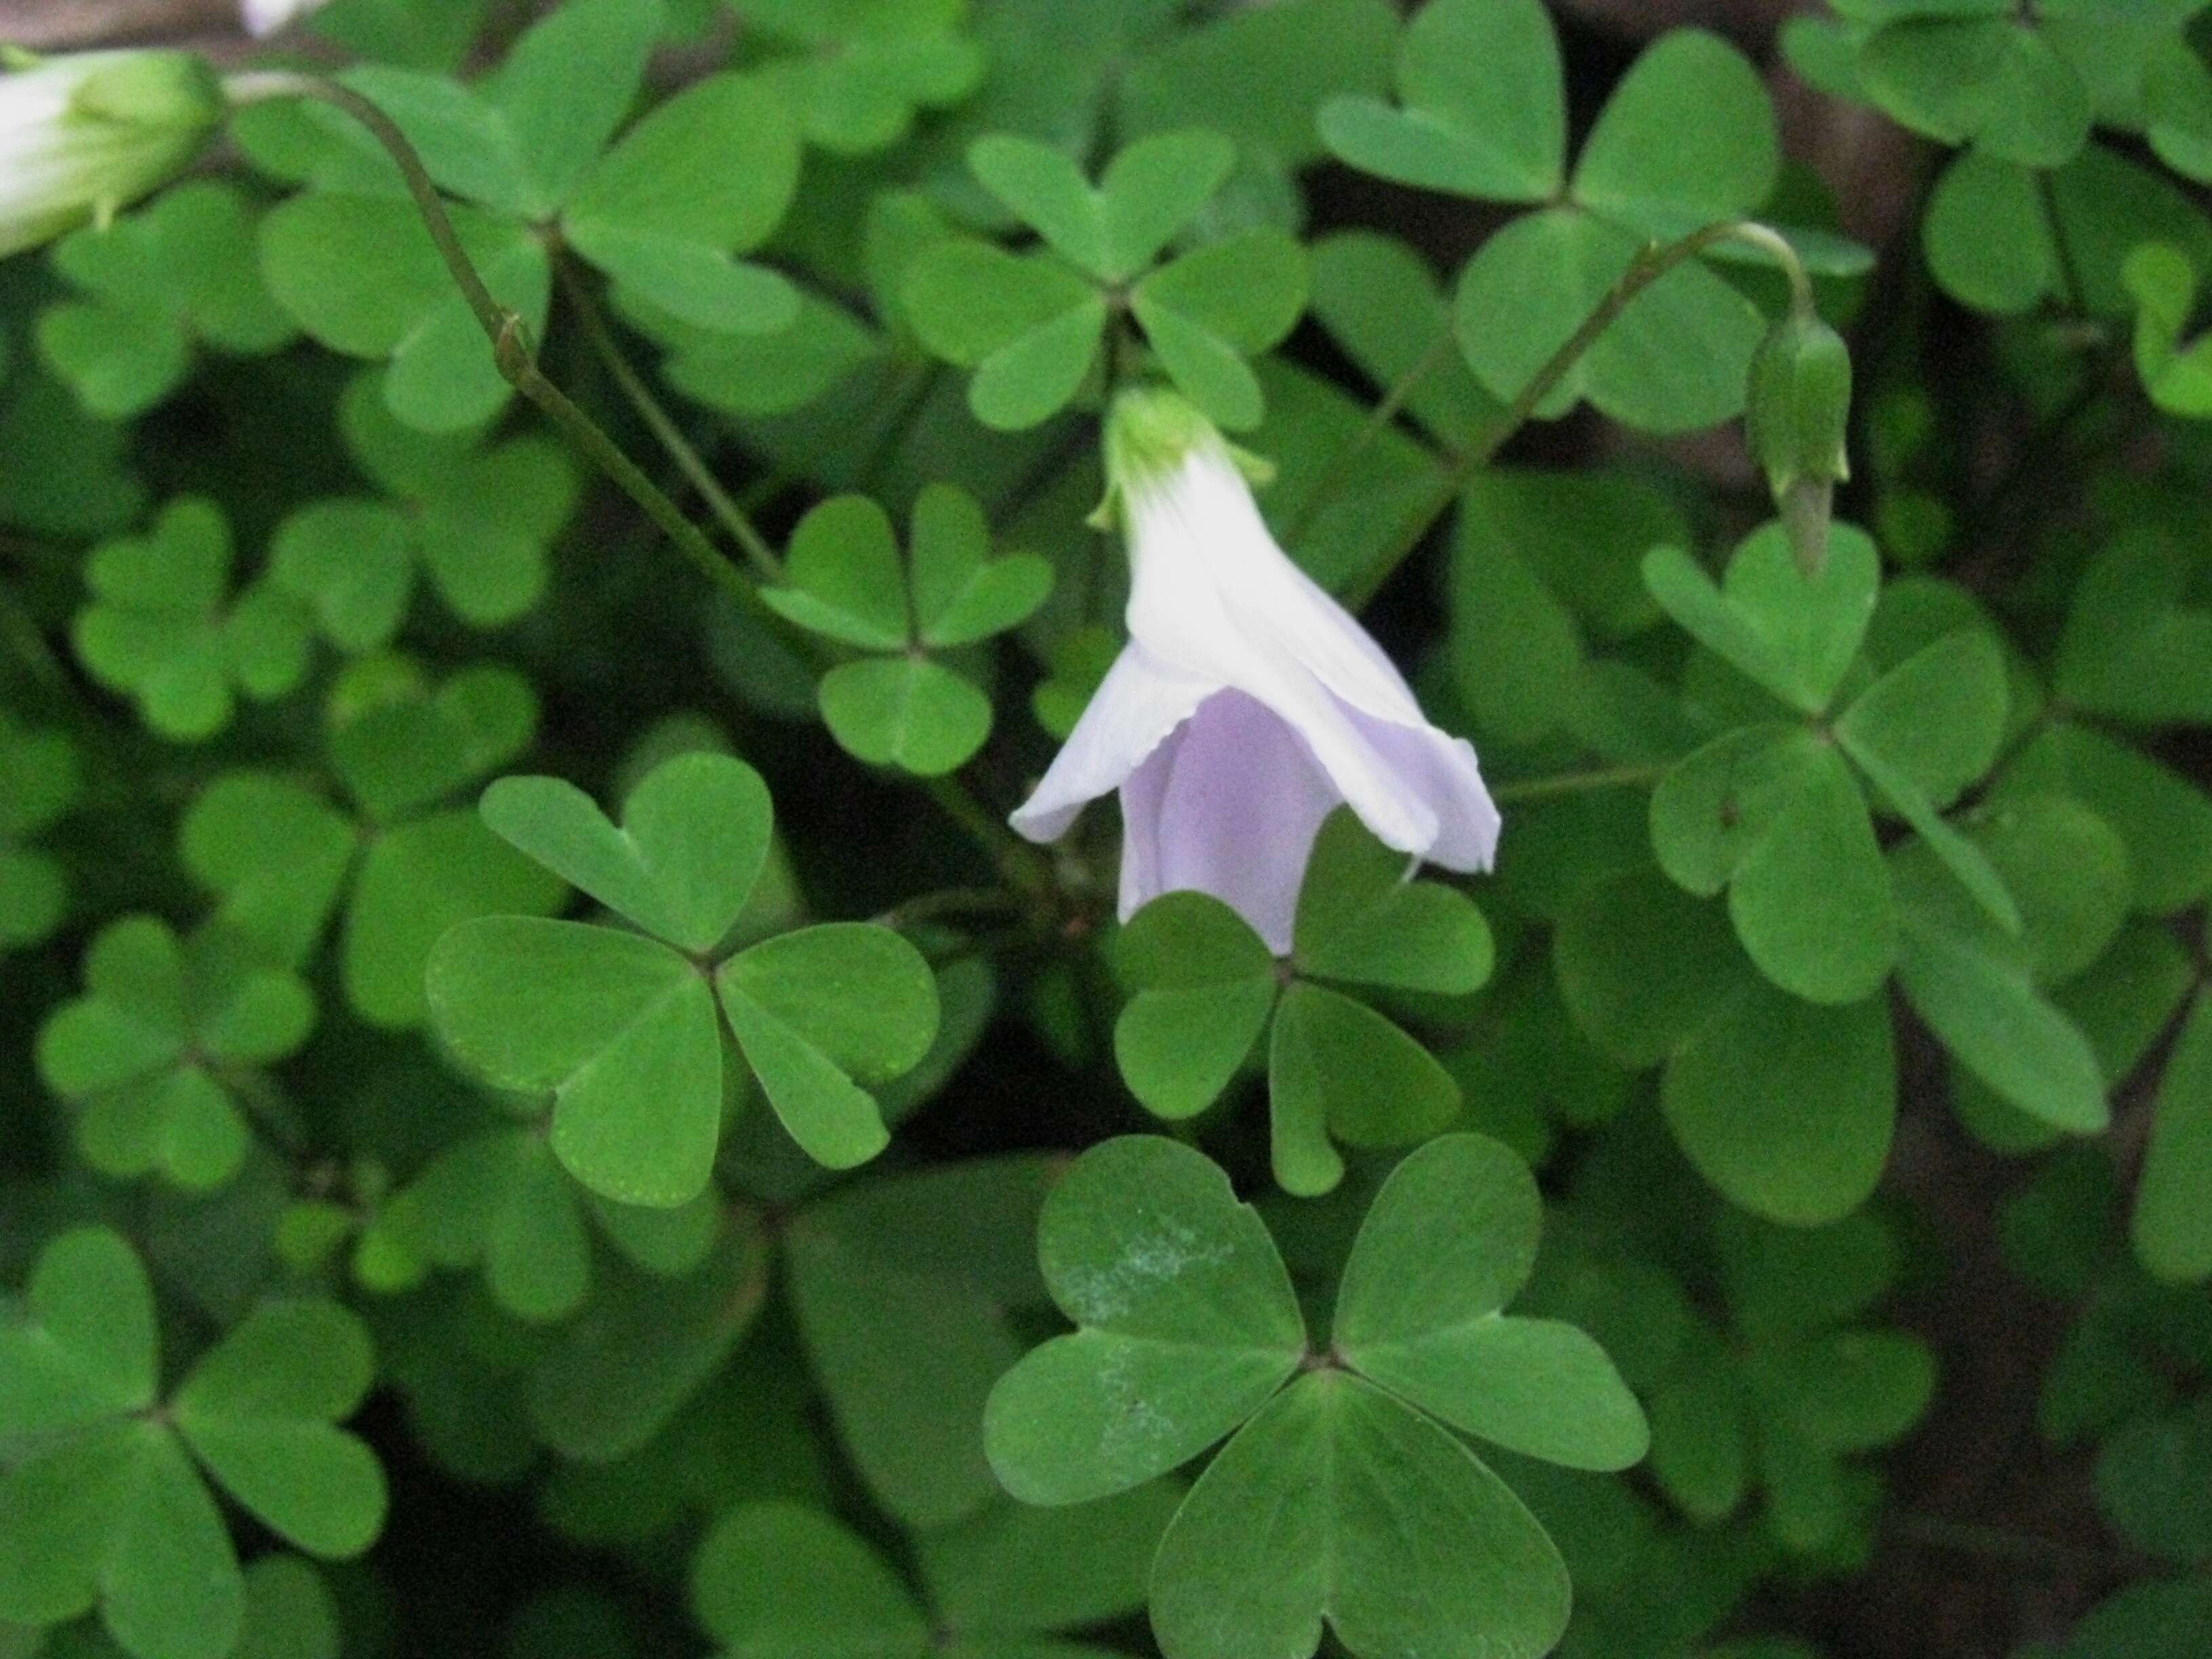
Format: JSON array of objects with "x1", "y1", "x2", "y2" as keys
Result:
[
  {"x1": 0, "y1": 49, "x2": 223, "y2": 260},
  {"x1": 1746, "y1": 307, "x2": 1853, "y2": 578}
]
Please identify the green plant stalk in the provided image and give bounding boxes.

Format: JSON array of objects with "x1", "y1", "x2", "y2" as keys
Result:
[
  {"x1": 1282, "y1": 324, "x2": 1459, "y2": 546},
  {"x1": 222, "y1": 70, "x2": 756, "y2": 613},
  {"x1": 1491, "y1": 762, "x2": 1668, "y2": 804},
  {"x1": 554, "y1": 261, "x2": 785, "y2": 583},
  {"x1": 1333, "y1": 220, "x2": 1817, "y2": 611},
  {"x1": 221, "y1": 69, "x2": 1057, "y2": 907}
]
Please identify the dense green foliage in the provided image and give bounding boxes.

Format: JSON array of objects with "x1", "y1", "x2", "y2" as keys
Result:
[{"x1": 3, "y1": 1, "x2": 2210, "y2": 1657}]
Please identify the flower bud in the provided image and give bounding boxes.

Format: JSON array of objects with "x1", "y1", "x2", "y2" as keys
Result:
[
  {"x1": 242, "y1": 0, "x2": 335, "y2": 36},
  {"x1": 1746, "y1": 311, "x2": 1852, "y2": 576},
  {"x1": 0, "y1": 50, "x2": 224, "y2": 262}
]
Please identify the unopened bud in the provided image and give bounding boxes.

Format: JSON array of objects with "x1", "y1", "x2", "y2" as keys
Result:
[
  {"x1": 1747, "y1": 312, "x2": 1852, "y2": 576},
  {"x1": 0, "y1": 50, "x2": 222, "y2": 260}
]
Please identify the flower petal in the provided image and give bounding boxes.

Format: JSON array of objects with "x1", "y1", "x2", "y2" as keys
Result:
[
  {"x1": 1340, "y1": 705, "x2": 1502, "y2": 872},
  {"x1": 1126, "y1": 449, "x2": 1425, "y2": 726},
  {"x1": 1119, "y1": 689, "x2": 1342, "y2": 954},
  {"x1": 1008, "y1": 644, "x2": 1216, "y2": 844}
]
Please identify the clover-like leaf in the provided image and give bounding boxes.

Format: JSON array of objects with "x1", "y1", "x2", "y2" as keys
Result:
[
  {"x1": 970, "y1": 128, "x2": 1237, "y2": 285},
  {"x1": 337, "y1": 373, "x2": 579, "y2": 628},
  {"x1": 984, "y1": 1136, "x2": 1307, "y2": 1506},
  {"x1": 562, "y1": 73, "x2": 804, "y2": 336},
  {"x1": 2055, "y1": 531, "x2": 2212, "y2": 728},
  {"x1": 1269, "y1": 981, "x2": 1460, "y2": 1197},
  {"x1": 327, "y1": 659, "x2": 538, "y2": 822},
  {"x1": 1292, "y1": 808, "x2": 1494, "y2": 995},
  {"x1": 1662, "y1": 977, "x2": 1898, "y2": 1226},
  {"x1": 0, "y1": 1229, "x2": 157, "y2": 1442},
  {"x1": 39, "y1": 182, "x2": 295, "y2": 419},
  {"x1": 36, "y1": 918, "x2": 315, "y2": 1192},
  {"x1": 1456, "y1": 207, "x2": 1765, "y2": 435},
  {"x1": 1148, "y1": 1370, "x2": 1570, "y2": 1659},
  {"x1": 268, "y1": 500, "x2": 415, "y2": 653},
  {"x1": 394, "y1": 1128, "x2": 593, "y2": 1323},
  {"x1": 1319, "y1": 0, "x2": 1565, "y2": 202},
  {"x1": 908, "y1": 483, "x2": 1053, "y2": 649},
  {"x1": 1644, "y1": 523, "x2": 1881, "y2": 716},
  {"x1": 767, "y1": 489, "x2": 1038, "y2": 775},
  {"x1": 1890, "y1": 837, "x2": 2106, "y2": 1136},
  {"x1": 785, "y1": 1157, "x2": 1057, "y2": 1529},
  {"x1": 1114, "y1": 892, "x2": 1277, "y2": 1121},
  {"x1": 1833, "y1": 630, "x2": 2020, "y2": 941},
  {"x1": 0, "y1": 715, "x2": 80, "y2": 952},
  {"x1": 345, "y1": 808, "x2": 569, "y2": 1029},
  {"x1": 736, "y1": 0, "x2": 983, "y2": 154},
  {"x1": 1857, "y1": 12, "x2": 2091, "y2": 170},
  {"x1": 518, "y1": 1221, "x2": 766, "y2": 1468},
  {"x1": 0, "y1": 1420, "x2": 242, "y2": 1659},
  {"x1": 426, "y1": 917, "x2": 725, "y2": 1207},
  {"x1": 692, "y1": 1502, "x2": 931, "y2": 1659},
  {"x1": 762, "y1": 495, "x2": 909, "y2": 649},
  {"x1": 1650, "y1": 725, "x2": 1896, "y2": 1004},
  {"x1": 259, "y1": 192, "x2": 551, "y2": 433},
  {"x1": 2135, "y1": 989, "x2": 2212, "y2": 1286},
  {"x1": 2124, "y1": 243, "x2": 2212, "y2": 417},
  {"x1": 714, "y1": 923, "x2": 938, "y2": 1170},
  {"x1": 180, "y1": 774, "x2": 354, "y2": 969},
  {"x1": 1333, "y1": 1136, "x2": 1648, "y2": 1471},
  {"x1": 903, "y1": 241, "x2": 1107, "y2": 430},
  {"x1": 1570, "y1": 27, "x2": 1779, "y2": 239},
  {"x1": 818, "y1": 656, "x2": 993, "y2": 776},
  {"x1": 1130, "y1": 229, "x2": 1308, "y2": 431},
  {"x1": 480, "y1": 752, "x2": 773, "y2": 954},
  {"x1": 171, "y1": 1301, "x2": 388, "y2": 1559},
  {"x1": 74, "y1": 499, "x2": 311, "y2": 742}
]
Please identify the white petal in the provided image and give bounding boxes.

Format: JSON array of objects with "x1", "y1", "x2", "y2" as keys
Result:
[
  {"x1": 1008, "y1": 644, "x2": 1216, "y2": 844},
  {"x1": 1125, "y1": 449, "x2": 1425, "y2": 726},
  {"x1": 1341, "y1": 707, "x2": 1502, "y2": 872},
  {"x1": 1116, "y1": 688, "x2": 1342, "y2": 954},
  {"x1": 242, "y1": 0, "x2": 327, "y2": 35}
]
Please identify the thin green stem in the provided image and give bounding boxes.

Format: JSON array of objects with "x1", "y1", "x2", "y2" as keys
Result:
[
  {"x1": 1492, "y1": 763, "x2": 1667, "y2": 804},
  {"x1": 1336, "y1": 220, "x2": 1817, "y2": 611},
  {"x1": 222, "y1": 71, "x2": 756, "y2": 613},
  {"x1": 923, "y1": 777, "x2": 1056, "y2": 903},
  {"x1": 1285, "y1": 324, "x2": 1458, "y2": 544},
  {"x1": 556, "y1": 262, "x2": 785, "y2": 583},
  {"x1": 222, "y1": 70, "x2": 1057, "y2": 905},
  {"x1": 877, "y1": 886, "x2": 1025, "y2": 931}
]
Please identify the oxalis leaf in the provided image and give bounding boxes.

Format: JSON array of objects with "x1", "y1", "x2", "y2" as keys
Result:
[
  {"x1": 431, "y1": 752, "x2": 939, "y2": 1200},
  {"x1": 1109, "y1": 812, "x2": 1490, "y2": 1193},
  {"x1": 0, "y1": 1231, "x2": 386, "y2": 1659},
  {"x1": 984, "y1": 1134, "x2": 1639, "y2": 1659}
]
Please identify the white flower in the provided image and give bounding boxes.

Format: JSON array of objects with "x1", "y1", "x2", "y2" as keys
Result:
[
  {"x1": 241, "y1": 0, "x2": 334, "y2": 37},
  {"x1": 0, "y1": 51, "x2": 222, "y2": 261},
  {"x1": 1011, "y1": 388, "x2": 1501, "y2": 954}
]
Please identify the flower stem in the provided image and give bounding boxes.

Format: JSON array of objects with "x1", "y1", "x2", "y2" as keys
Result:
[
  {"x1": 1338, "y1": 220, "x2": 1817, "y2": 611},
  {"x1": 1284, "y1": 323, "x2": 1458, "y2": 545},
  {"x1": 222, "y1": 70, "x2": 756, "y2": 613},
  {"x1": 554, "y1": 261, "x2": 785, "y2": 583},
  {"x1": 222, "y1": 70, "x2": 1055, "y2": 903},
  {"x1": 1492, "y1": 763, "x2": 1667, "y2": 804}
]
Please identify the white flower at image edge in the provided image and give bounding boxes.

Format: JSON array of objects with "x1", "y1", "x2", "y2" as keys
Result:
[
  {"x1": 0, "y1": 50, "x2": 222, "y2": 260},
  {"x1": 241, "y1": 0, "x2": 334, "y2": 36},
  {"x1": 1011, "y1": 388, "x2": 1501, "y2": 955}
]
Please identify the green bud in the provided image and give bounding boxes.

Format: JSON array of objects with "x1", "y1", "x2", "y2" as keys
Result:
[
  {"x1": 0, "y1": 50, "x2": 224, "y2": 260},
  {"x1": 1091, "y1": 384, "x2": 1272, "y2": 530},
  {"x1": 1746, "y1": 311, "x2": 1852, "y2": 577}
]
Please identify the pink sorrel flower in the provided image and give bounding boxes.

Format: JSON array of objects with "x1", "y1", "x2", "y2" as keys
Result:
[{"x1": 1011, "y1": 388, "x2": 1500, "y2": 953}]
